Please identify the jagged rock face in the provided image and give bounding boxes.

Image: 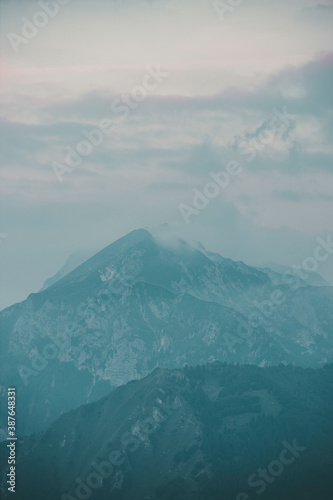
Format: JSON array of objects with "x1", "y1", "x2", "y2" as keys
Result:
[
  {"x1": 1, "y1": 229, "x2": 333, "y2": 436},
  {"x1": 1, "y1": 363, "x2": 333, "y2": 500}
]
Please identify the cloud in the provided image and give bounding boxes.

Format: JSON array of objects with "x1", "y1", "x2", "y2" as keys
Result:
[
  {"x1": 271, "y1": 190, "x2": 333, "y2": 202},
  {"x1": 0, "y1": 1, "x2": 332, "y2": 309}
]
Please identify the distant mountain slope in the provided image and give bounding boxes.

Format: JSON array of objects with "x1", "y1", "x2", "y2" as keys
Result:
[
  {"x1": 40, "y1": 251, "x2": 94, "y2": 291},
  {"x1": 256, "y1": 261, "x2": 331, "y2": 287},
  {"x1": 0, "y1": 228, "x2": 332, "y2": 436},
  {"x1": 1, "y1": 362, "x2": 332, "y2": 500}
]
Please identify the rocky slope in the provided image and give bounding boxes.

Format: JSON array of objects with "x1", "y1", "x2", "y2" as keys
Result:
[
  {"x1": 1, "y1": 362, "x2": 332, "y2": 500},
  {"x1": 0, "y1": 229, "x2": 332, "y2": 436}
]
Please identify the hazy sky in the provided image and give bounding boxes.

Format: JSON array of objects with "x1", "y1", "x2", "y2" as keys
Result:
[{"x1": 1, "y1": 0, "x2": 333, "y2": 309}]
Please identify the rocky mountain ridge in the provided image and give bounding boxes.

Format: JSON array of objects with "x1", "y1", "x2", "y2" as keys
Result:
[{"x1": 0, "y1": 229, "x2": 332, "y2": 436}]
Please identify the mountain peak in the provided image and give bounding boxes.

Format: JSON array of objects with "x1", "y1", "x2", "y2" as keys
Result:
[
  {"x1": 1, "y1": 227, "x2": 332, "y2": 438},
  {"x1": 42, "y1": 227, "x2": 210, "y2": 294}
]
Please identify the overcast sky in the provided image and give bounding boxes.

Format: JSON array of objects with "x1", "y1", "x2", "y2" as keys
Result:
[{"x1": 1, "y1": 0, "x2": 333, "y2": 309}]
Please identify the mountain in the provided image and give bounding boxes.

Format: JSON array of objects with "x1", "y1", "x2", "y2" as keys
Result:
[
  {"x1": 256, "y1": 261, "x2": 331, "y2": 287},
  {"x1": 40, "y1": 251, "x2": 95, "y2": 291},
  {"x1": 1, "y1": 362, "x2": 332, "y2": 500},
  {"x1": 0, "y1": 228, "x2": 332, "y2": 436}
]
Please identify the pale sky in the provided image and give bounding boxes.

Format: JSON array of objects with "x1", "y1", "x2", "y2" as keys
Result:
[{"x1": 0, "y1": 0, "x2": 333, "y2": 309}]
